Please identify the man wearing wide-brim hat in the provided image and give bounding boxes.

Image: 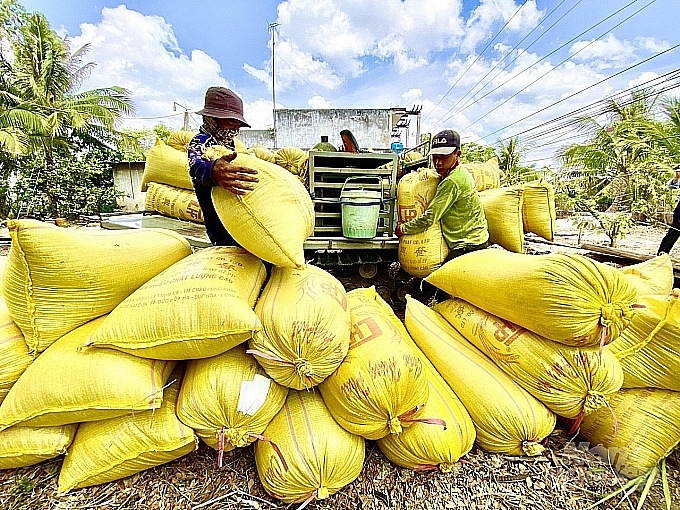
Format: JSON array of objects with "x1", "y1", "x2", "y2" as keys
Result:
[
  {"x1": 395, "y1": 129, "x2": 489, "y2": 261},
  {"x1": 188, "y1": 86, "x2": 258, "y2": 246}
]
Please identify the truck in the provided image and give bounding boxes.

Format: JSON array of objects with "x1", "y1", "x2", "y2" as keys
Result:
[{"x1": 101, "y1": 145, "x2": 433, "y2": 309}]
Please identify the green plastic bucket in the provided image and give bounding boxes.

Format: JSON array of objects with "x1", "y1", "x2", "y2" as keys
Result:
[{"x1": 340, "y1": 177, "x2": 382, "y2": 239}]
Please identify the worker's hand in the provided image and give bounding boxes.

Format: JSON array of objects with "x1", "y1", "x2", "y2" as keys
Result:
[
  {"x1": 395, "y1": 223, "x2": 403, "y2": 238},
  {"x1": 212, "y1": 155, "x2": 259, "y2": 195}
]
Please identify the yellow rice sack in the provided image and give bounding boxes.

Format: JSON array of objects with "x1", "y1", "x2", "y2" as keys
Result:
[
  {"x1": 57, "y1": 368, "x2": 195, "y2": 493},
  {"x1": 426, "y1": 250, "x2": 638, "y2": 347},
  {"x1": 397, "y1": 168, "x2": 449, "y2": 277},
  {"x1": 254, "y1": 390, "x2": 364, "y2": 505},
  {"x1": 580, "y1": 388, "x2": 680, "y2": 477},
  {"x1": 459, "y1": 158, "x2": 500, "y2": 192},
  {"x1": 0, "y1": 256, "x2": 5, "y2": 297},
  {"x1": 376, "y1": 294, "x2": 475, "y2": 471},
  {"x1": 141, "y1": 139, "x2": 193, "y2": 191},
  {"x1": 403, "y1": 151, "x2": 424, "y2": 163},
  {"x1": 249, "y1": 145, "x2": 276, "y2": 163},
  {"x1": 87, "y1": 247, "x2": 265, "y2": 360},
  {"x1": 177, "y1": 344, "x2": 288, "y2": 450},
  {"x1": 479, "y1": 187, "x2": 525, "y2": 253},
  {"x1": 619, "y1": 255, "x2": 674, "y2": 297},
  {"x1": 145, "y1": 182, "x2": 204, "y2": 223},
  {"x1": 435, "y1": 298, "x2": 624, "y2": 419},
  {"x1": 234, "y1": 137, "x2": 248, "y2": 153},
  {"x1": 249, "y1": 265, "x2": 350, "y2": 390},
  {"x1": 0, "y1": 424, "x2": 76, "y2": 469},
  {"x1": 0, "y1": 297, "x2": 32, "y2": 404},
  {"x1": 0, "y1": 317, "x2": 175, "y2": 430},
  {"x1": 319, "y1": 287, "x2": 429, "y2": 440},
  {"x1": 2, "y1": 219, "x2": 191, "y2": 353},
  {"x1": 213, "y1": 152, "x2": 314, "y2": 268},
  {"x1": 516, "y1": 179, "x2": 556, "y2": 241},
  {"x1": 609, "y1": 292, "x2": 680, "y2": 391},
  {"x1": 166, "y1": 130, "x2": 196, "y2": 152},
  {"x1": 275, "y1": 147, "x2": 308, "y2": 176},
  {"x1": 405, "y1": 297, "x2": 556, "y2": 455}
]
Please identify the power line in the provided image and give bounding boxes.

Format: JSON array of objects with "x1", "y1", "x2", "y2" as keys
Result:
[
  {"x1": 433, "y1": 0, "x2": 645, "y2": 129},
  {"x1": 434, "y1": 0, "x2": 578, "y2": 128},
  {"x1": 491, "y1": 65, "x2": 680, "y2": 145},
  {"x1": 422, "y1": 1, "x2": 527, "y2": 122},
  {"x1": 460, "y1": 0, "x2": 666, "y2": 136}
]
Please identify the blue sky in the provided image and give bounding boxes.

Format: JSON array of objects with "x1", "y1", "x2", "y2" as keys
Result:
[{"x1": 19, "y1": 0, "x2": 680, "y2": 164}]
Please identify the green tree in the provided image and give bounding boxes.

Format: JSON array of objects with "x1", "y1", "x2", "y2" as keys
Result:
[
  {"x1": 460, "y1": 141, "x2": 495, "y2": 163},
  {"x1": 496, "y1": 136, "x2": 541, "y2": 185},
  {"x1": 558, "y1": 89, "x2": 659, "y2": 214},
  {"x1": 0, "y1": 10, "x2": 135, "y2": 218}
]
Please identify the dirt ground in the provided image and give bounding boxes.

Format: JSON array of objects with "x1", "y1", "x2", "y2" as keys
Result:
[{"x1": 0, "y1": 217, "x2": 678, "y2": 510}]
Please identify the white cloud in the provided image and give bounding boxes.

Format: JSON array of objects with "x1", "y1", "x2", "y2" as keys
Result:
[
  {"x1": 308, "y1": 95, "x2": 334, "y2": 108},
  {"x1": 463, "y1": 0, "x2": 543, "y2": 53},
  {"x1": 242, "y1": 98, "x2": 278, "y2": 130},
  {"x1": 569, "y1": 33, "x2": 636, "y2": 70},
  {"x1": 67, "y1": 5, "x2": 229, "y2": 130},
  {"x1": 634, "y1": 36, "x2": 672, "y2": 54}
]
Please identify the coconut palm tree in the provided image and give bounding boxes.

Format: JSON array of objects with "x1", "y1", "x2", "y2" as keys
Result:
[
  {"x1": 558, "y1": 89, "x2": 659, "y2": 212},
  {"x1": 4, "y1": 13, "x2": 134, "y2": 163},
  {"x1": 496, "y1": 136, "x2": 541, "y2": 185}
]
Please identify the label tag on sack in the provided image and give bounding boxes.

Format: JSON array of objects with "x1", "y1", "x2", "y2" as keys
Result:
[{"x1": 237, "y1": 374, "x2": 271, "y2": 416}]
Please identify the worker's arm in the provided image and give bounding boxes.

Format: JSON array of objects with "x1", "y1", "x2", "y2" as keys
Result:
[
  {"x1": 399, "y1": 179, "x2": 457, "y2": 236},
  {"x1": 188, "y1": 135, "x2": 258, "y2": 194}
]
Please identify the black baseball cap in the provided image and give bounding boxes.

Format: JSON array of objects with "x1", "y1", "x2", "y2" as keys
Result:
[{"x1": 430, "y1": 129, "x2": 461, "y2": 156}]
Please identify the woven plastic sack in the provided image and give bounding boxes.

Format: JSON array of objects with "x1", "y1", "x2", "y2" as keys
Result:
[
  {"x1": 166, "y1": 130, "x2": 196, "y2": 152},
  {"x1": 275, "y1": 147, "x2": 308, "y2": 176},
  {"x1": 141, "y1": 139, "x2": 193, "y2": 191},
  {"x1": 619, "y1": 255, "x2": 673, "y2": 297},
  {"x1": 2, "y1": 219, "x2": 191, "y2": 353},
  {"x1": 0, "y1": 255, "x2": 5, "y2": 297},
  {"x1": 609, "y1": 292, "x2": 680, "y2": 391},
  {"x1": 580, "y1": 388, "x2": 680, "y2": 477},
  {"x1": 57, "y1": 367, "x2": 195, "y2": 492},
  {"x1": 213, "y1": 152, "x2": 314, "y2": 268},
  {"x1": 319, "y1": 287, "x2": 429, "y2": 440},
  {"x1": 249, "y1": 264, "x2": 350, "y2": 390},
  {"x1": 459, "y1": 158, "x2": 500, "y2": 192},
  {"x1": 88, "y1": 247, "x2": 265, "y2": 360},
  {"x1": 405, "y1": 296, "x2": 555, "y2": 455},
  {"x1": 0, "y1": 317, "x2": 175, "y2": 430},
  {"x1": 426, "y1": 250, "x2": 638, "y2": 347},
  {"x1": 0, "y1": 424, "x2": 76, "y2": 469},
  {"x1": 402, "y1": 151, "x2": 424, "y2": 163},
  {"x1": 376, "y1": 294, "x2": 475, "y2": 471},
  {"x1": 479, "y1": 187, "x2": 525, "y2": 253},
  {"x1": 397, "y1": 168, "x2": 449, "y2": 277},
  {"x1": 249, "y1": 145, "x2": 277, "y2": 163},
  {"x1": 234, "y1": 137, "x2": 248, "y2": 154},
  {"x1": 254, "y1": 390, "x2": 364, "y2": 505},
  {"x1": 177, "y1": 344, "x2": 288, "y2": 451},
  {"x1": 435, "y1": 298, "x2": 624, "y2": 419},
  {"x1": 513, "y1": 180, "x2": 556, "y2": 241},
  {"x1": 0, "y1": 297, "x2": 32, "y2": 405},
  {"x1": 145, "y1": 182, "x2": 204, "y2": 223}
]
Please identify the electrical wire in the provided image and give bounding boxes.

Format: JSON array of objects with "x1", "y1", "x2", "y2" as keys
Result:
[
  {"x1": 435, "y1": 0, "x2": 580, "y2": 128},
  {"x1": 459, "y1": 0, "x2": 659, "y2": 131},
  {"x1": 422, "y1": 1, "x2": 527, "y2": 122},
  {"x1": 433, "y1": 0, "x2": 646, "y2": 129}
]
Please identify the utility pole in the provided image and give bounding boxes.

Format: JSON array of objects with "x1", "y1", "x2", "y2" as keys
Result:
[
  {"x1": 173, "y1": 102, "x2": 189, "y2": 130},
  {"x1": 269, "y1": 22, "x2": 279, "y2": 148}
]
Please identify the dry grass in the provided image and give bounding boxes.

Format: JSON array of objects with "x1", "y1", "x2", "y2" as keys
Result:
[{"x1": 1, "y1": 428, "x2": 678, "y2": 510}]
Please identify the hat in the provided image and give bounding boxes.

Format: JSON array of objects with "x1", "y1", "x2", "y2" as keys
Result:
[
  {"x1": 196, "y1": 87, "x2": 251, "y2": 127},
  {"x1": 430, "y1": 129, "x2": 461, "y2": 156}
]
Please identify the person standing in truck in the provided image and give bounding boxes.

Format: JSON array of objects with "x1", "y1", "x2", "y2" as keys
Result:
[
  {"x1": 188, "y1": 86, "x2": 258, "y2": 246},
  {"x1": 395, "y1": 129, "x2": 489, "y2": 261},
  {"x1": 657, "y1": 163, "x2": 680, "y2": 256}
]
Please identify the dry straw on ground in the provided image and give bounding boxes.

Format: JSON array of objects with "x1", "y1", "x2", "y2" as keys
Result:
[{"x1": 1, "y1": 428, "x2": 678, "y2": 510}]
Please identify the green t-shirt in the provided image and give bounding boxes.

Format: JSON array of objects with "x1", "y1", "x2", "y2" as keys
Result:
[{"x1": 400, "y1": 168, "x2": 489, "y2": 250}]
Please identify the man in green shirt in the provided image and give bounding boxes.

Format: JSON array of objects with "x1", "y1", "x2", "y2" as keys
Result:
[{"x1": 395, "y1": 129, "x2": 489, "y2": 261}]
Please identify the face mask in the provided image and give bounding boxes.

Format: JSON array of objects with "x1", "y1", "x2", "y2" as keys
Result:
[{"x1": 202, "y1": 117, "x2": 240, "y2": 145}]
